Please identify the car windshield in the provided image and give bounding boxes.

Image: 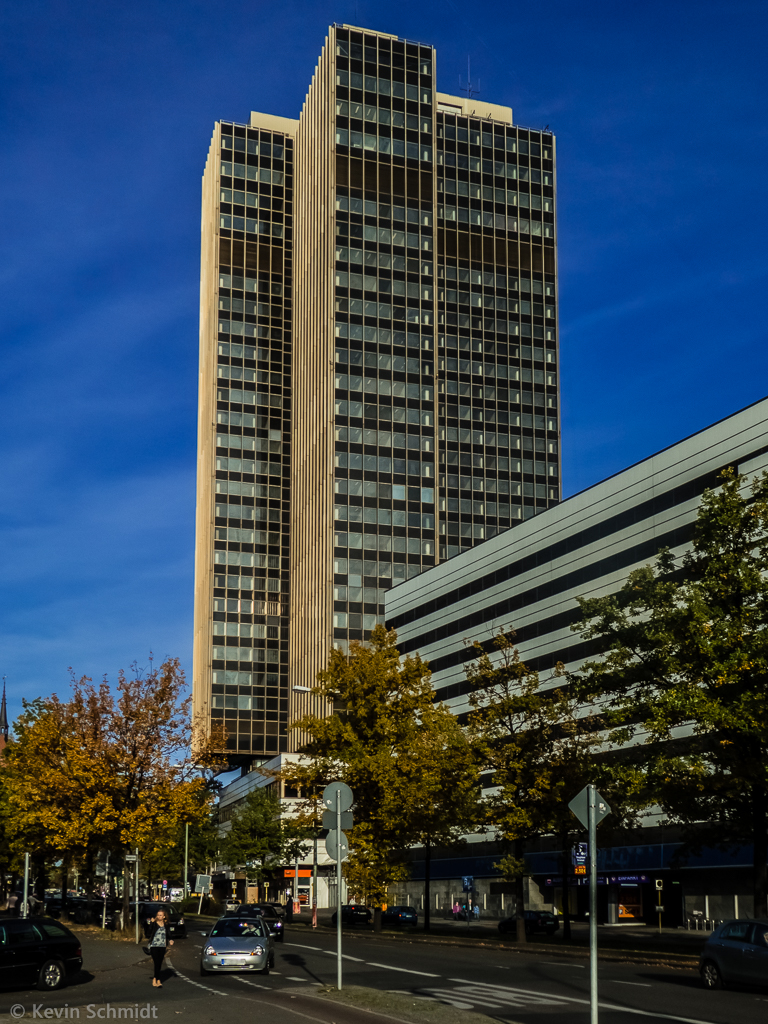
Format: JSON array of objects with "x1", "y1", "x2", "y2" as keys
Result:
[{"x1": 211, "y1": 919, "x2": 267, "y2": 938}]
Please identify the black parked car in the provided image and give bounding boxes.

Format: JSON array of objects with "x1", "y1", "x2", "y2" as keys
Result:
[
  {"x1": 0, "y1": 918, "x2": 82, "y2": 990},
  {"x1": 136, "y1": 902, "x2": 187, "y2": 939},
  {"x1": 382, "y1": 905, "x2": 418, "y2": 927},
  {"x1": 331, "y1": 905, "x2": 372, "y2": 926},
  {"x1": 498, "y1": 910, "x2": 559, "y2": 937}
]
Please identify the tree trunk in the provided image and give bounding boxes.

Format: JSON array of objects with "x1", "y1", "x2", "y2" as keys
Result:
[
  {"x1": 561, "y1": 831, "x2": 571, "y2": 941},
  {"x1": 424, "y1": 840, "x2": 431, "y2": 932},
  {"x1": 373, "y1": 907, "x2": 382, "y2": 932},
  {"x1": 754, "y1": 783, "x2": 768, "y2": 918},
  {"x1": 61, "y1": 859, "x2": 69, "y2": 919},
  {"x1": 515, "y1": 840, "x2": 527, "y2": 943}
]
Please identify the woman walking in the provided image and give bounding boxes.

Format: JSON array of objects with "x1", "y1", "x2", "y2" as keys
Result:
[{"x1": 147, "y1": 909, "x2": 174, "y2": 987}]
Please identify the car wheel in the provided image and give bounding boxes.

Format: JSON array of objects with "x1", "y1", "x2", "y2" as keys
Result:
[
  {"x1": 38, "y1": 960, "x2": 65, "y2": 991},
  {"x1": 701, "y1": 960, "x2": 724, "y2": 990},
  {"x1": 277, "y1": 934, "x2": 284, "y2": 943},
  {"x1": 200, "y1": 965, "x2": 208, "y2": 977}
]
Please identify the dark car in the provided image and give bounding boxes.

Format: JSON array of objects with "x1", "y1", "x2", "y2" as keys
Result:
[
  {"x1": 700, "y1": 919, "x2": 768, "y2": 989},
  {"x1": 331, "y1": 905, "x2": 372, "y2": 926},
  {"x1": 137, "y1": 902, "x2": 187, "y2": 939},
  {"x1": 382, "y1": 905, "x2": 418, "y2": 927},
  {"x1": 226, "y1": 904, "x2": 285, "y2": 942},
  {"x1": 498, "y1": 910, "x2": 559, "y2": 937},
  {"x1": 0, "y1": 918, "x2": 82, "y2": 990},
  {"x1": 252, "y1": 904, "x2": 285, "y2": 942}
]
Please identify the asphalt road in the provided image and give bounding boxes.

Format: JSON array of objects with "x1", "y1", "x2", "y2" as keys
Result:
[{"x1": 2, "y1": 925, "x2": 768, "y2": 1024}]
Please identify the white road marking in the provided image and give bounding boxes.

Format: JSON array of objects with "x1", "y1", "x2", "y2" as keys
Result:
[
  {"x1": 610, "y1": 980, "x2": 653, "y2": 988},
  {"x1": 445, "y1": 979, "x2": 720, "y2": 1023},
  {"x1": 541, "y1": 961, "x2": 585, "y2": 968},
  {"x1": 367, "y1": 962, "x2": 440, "y2": 977},
  {"x1": 285, "y1": 942, "x2": 325, "y2": 952},
  {"x1": 286, "y1": 976, "x2": 310, "y2": 982},
  {"x1": 232, "y1": 976, "x2": 271, "y2": 990},
  {"x1": 166, "y1": 958, "x2": 228, "y2": 996}
]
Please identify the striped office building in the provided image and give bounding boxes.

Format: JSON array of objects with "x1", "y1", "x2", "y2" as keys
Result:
[{"x1": 384, "y1": 397, "x2": 768, "y2": 924}]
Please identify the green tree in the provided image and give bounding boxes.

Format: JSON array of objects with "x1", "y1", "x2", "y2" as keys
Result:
[
  {"x1": 220, "y1": 786, "x2": 310, "y2": 887},
  {"x1": 282, "y1": 625, "x2": 480, "y2": 924},
  {"x1": 466, "y1": 630, "x2": 604, "y2": 942},
  {"x1": 573, "y1": 469, "x2": 768, "y2": 916}
]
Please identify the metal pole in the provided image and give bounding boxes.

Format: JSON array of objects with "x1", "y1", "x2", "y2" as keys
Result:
[
  {"x1": 22, "y1": 853, "x2": 30, "y2": 919},
  {"x1": 293, "y1": 854, "x2": 299, "y2": 906},
  {"x1": 336, "y1": 790, "x2": 342, "y2": 990},
  {"x1": 134, "y1": 848, "x2": 140, "y2": 945},
  {"x1": 102, "y1": 852, "x2": 109, "y2": 929},
  {"x1": 312, "y1": 825, "x2": 318, "y2": 929},
  {"x1": 184, "y1": 823, "x2": 189, "y2": 899},
  {"x1": 588, "y1": 784, "x2": 598, "y2": 1024}
]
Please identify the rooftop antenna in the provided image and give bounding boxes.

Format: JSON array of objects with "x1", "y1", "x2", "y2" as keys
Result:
[{"x1": 459, "y1": 56, "x2": 480, "y2": 100}]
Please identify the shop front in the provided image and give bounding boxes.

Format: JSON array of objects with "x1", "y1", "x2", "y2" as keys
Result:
[{"x1": 541, "y1": 872, "x2": 684, "y2": 927}]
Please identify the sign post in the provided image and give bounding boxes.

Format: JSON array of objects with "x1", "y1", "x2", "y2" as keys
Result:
[
  {"x1": 195, "y1": 873, "x2": 211, "y2": 915},
  {"x1": 569, "y1": 785, "x2": 611, "y2": 1024},
  {"x1": 656, "y1": 879, "x2": 664, "y2": 934},
  {"x1": 22, "y1": 853, "x2": 30, "y2": 920},
  {"x1": 323, "y1": 782, "x2": 353, "y2": 991}
]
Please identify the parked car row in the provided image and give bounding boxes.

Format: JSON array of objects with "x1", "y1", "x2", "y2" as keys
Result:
[{"x1": 330, "y1": 904, "x2": 419, "y2": 927}]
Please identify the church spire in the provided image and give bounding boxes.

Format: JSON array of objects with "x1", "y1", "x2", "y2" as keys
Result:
[{"x1": 0, "y1": 679, "x2": 8, "y2": 743}]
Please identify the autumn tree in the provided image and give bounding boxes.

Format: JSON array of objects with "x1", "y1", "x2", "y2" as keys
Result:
[
  {"x1": 573, "y1": 469, "x2": 768, "y2": 916},
  {"x1": 0, "y1": 657, "x2": 222, "y2": 922},
  {"x1": 466, "y1": 630, "x2": 604, "y2": 942},
  {"x1": 282, "y1": 625, "x2": 480, "y2": 924}
]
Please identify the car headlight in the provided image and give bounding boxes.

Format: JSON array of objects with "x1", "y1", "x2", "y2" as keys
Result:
[
  {"x1": 250, "y1": 946, "x2": 265, "y2": 957},
  {"x1": 204, "y1": 946, "x2": 217, "y2": 956}
]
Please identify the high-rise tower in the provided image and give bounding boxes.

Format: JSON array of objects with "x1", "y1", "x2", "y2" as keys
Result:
[{"x1": 194, "y1": 24, "x2": 559, "y2": 765}]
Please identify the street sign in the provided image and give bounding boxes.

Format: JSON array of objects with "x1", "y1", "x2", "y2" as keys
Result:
[
  {"x1": 323, "y1": 809, "x2": 353, "y2": 830},
  {"x1": 574, "y1": 865, "x2": 587, "y2": 876},
  {"x1": 568, "y1": 786, "x2": 611, "y2": 830},
  {"x1": 462, "y1": 875, "x2": 473, "y2": 892},
  {"x1": 572, "y1": 842, "x2": 588, "y2": 866},
  {"x1": 124, "y1": 854, "x2": 137, "y2": 862},
  {"x1": 326, "y1": 829, "x2": 349, "y2": 862},
  {"x1": 195, "y1": 873, "x2": 211, "y2": 894},
  {"x1": 655, "y1": 879, "x2": 664, "y2": 890},
  {"x1": 323, "y1": 782, "x2": 353, "y2": 813}
]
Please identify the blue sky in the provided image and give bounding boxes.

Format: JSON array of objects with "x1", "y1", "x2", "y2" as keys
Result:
[{"x1": 1, "y1": 0, "x2": 766, "y2": 716}]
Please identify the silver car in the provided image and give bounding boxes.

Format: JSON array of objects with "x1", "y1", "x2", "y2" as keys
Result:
[
  {"x1": 200, "y1": 916, "x2": 274, "y2": 976},
  {"x1": 700, "y1": 919, "x2": 768, "y2": 989}
]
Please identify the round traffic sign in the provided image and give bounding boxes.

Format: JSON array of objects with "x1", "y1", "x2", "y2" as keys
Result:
[
  {"x1": 322, "y1": 781, "x2": 353, "y2": 813},
  {"x1": 326, "y1": 829, "x2": 349, "y2": 862}
]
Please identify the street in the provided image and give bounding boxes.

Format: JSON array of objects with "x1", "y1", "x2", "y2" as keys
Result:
[{"x1": 1, "y1": 925, "x2": 768, "y2": 1024}]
